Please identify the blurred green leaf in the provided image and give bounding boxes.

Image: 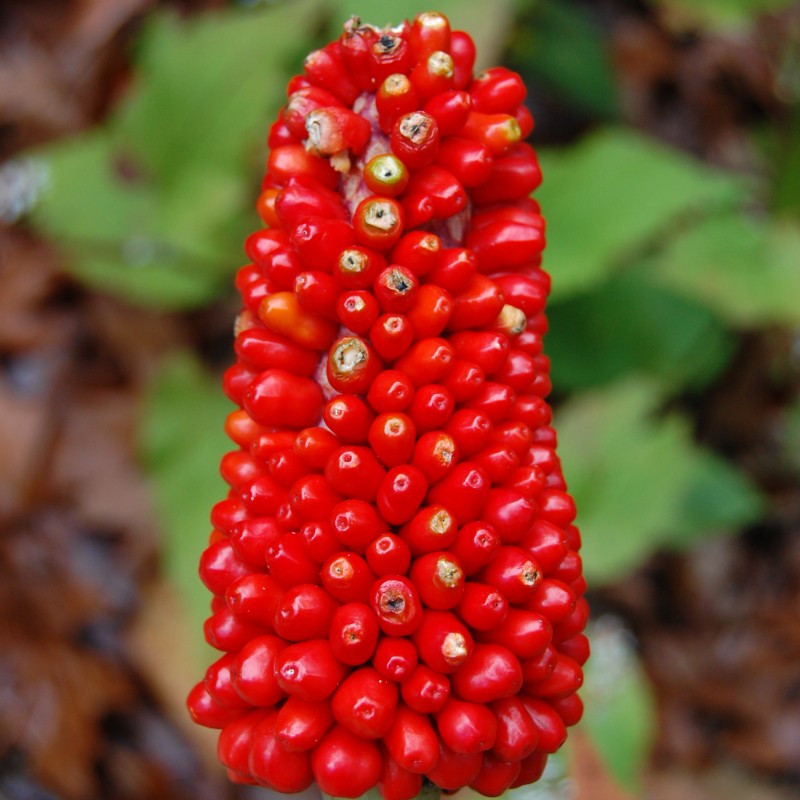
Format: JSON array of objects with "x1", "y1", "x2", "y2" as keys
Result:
[
  {"x1": 119, "y1": 2, "x2": 323, "y2": 182},
  {"x1": 581, "y1": 617, "x2": 656, "y2": 790},
  {"x1": 648, "y1": 0, "x2": 797, "y2": 28},
  {"x1": 33, "y1": 132, "x2": 153, "y2": 241},
  {"x1": 331, "y1": 0, "x2": 516, "y2": 67},
  {"x1": 556, "y1": 379, "x2": 763, "y2": 582},
  {"x1": 141, "y1": 353, "x2": 232, "y2": 659},
  {"x1": 538, "y1": 128, "x2": 744, "y2": 299},
  {"x1": 677, "y1": 453, "x2": 765, "y2": 542},
  {"x1": 32, "y1": 1, "x2": 325, "y2": 309},
  {"x1": 509, "y1": 0, "x2": 618, "y2": 118},
  {"x1": 34, "y1": 131, "x2": 242, "y2": 308},
  {"x1": 783, "y1": 401, "x2": 800, "y2": 477},
  {"x1": 547, "y1": 270, "x2": 735, "y2": 393},
  {"x1": 648, "y1": 213, "x2": 800, "y2": 326}
]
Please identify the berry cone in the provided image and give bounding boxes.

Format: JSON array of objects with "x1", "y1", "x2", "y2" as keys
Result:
[{"x1": 188, "y1": 11, "x2": 588, "y2": 797}]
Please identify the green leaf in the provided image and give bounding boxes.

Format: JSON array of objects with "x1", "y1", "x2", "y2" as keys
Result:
[
  {"x1": 32, "y1": 131, "x2": 228, "y2": 308},
  {"x1": 140, "y1": 353, "x2": 232, "y2": 661},
  {"x1": 677, "y1": 453, "x2": 765, "y2": 542},
  {"x1": 31, "y1": 2, "x2": 326, "y2": 309},
  {"x1": 119, "y1": 1, "x2": 324, "y2": 183},
  {"x1": 331, "y1": 0, "x2": 517, "y2": 68},
  {"x1": 556, "y1": 379, "x2": 763, "y2": 582},
  {"x1": 783, "y1": 401, "x2": 800, "y2": 477},
  {"x1": 538, "y1": 128, "x2": 743, "y2": 299},
  {"x1": 581, "y1": 616, "x2": 656, "y2": 790},
  {"x1": 509, "y1": 0, "x2": 619, "y2": 118},
  {"x1": 547, "y1": 270, "x2": 735, "y2": 393},
  {"x1": 647, "y1": 0, "x2": 797, "y2": 28},
  {"x1": 648, "y1": 213, "x2": 800, "y2": 326},
  {"x1": 33, "y1": 132, "x2": 153, "y2": 240}
]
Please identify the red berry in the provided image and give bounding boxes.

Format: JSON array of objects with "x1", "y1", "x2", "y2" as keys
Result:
[
  {"x1": 376, "y1": 74, "x2": 419, "y2": 132},
  {"x1": 311, "y1": 724, "x2": 383, "y2": 798},
  {"x1": 383, "y1": 703, "x2": 439, "y2": 774},
  {"x1": 456, "y1": 581, "x2": 509, "y2": 631},
  {"x1": 327, "y1": 335, "x2": 383, "y2": 396},
  {"x1": 331, "y1": 666, "x2": 399, "y2": 738},
  {"x1": 451, "y1": 521, "x2": 501, "y2": 574},
  {"x1": 204, "y1": 653, "x2": 251, "y2": 711},
  {"x1": 435, "y1": 697, "x2": 497, "y2": 754},
  {"x1": 363, "y1": 152, "x2": 410, "y2": 196},
  {"x1": 274, "y1": 639, "x2": 349, "y2": 702},
  {"x1": 187, "y1": 681, "x2": 246, "y2": 729},
  {"x1": 331, "y1": 498, "x2": 384, "y2": 552},
  {"x1": 412, "y1": 610, "x2": 473, "y2": 673},
  {"x1": 469, "y1": 753, "x2": 521, "y2": 797},
  {"x1": 425, "y1": 89, "x2": 472, "y2": 135},
  {"x1": 353, "y1": 196, "x2": 405, "y2": 251},
  {"x1": 265, "y1": 533, "x2": 320, "y2": 587},
  {"x1": 518, "y1": 695, "x2": 568, "y2": 753},
  {"x1": 407, "y1": 384, "x2": 455, "y2": 432},
  {"x1": 478, "y1": 609, "x2": 552, "y2": 659},
  {"x1": 427, "y1": 462, "x2": 491, "y2": 523},
  {"x1": 334, "y1": 245, "x2": 386, "y2": 289},
  {"x1": 451, "y1": 642, "x2": 523, "y2": 703},
  {"x1": 323, "y1": 394, "x2": 374, "y2": 443},
  {"x1": 370, "y1": 575, "x2": 423, "y2": 637},
  {"x1": 248, "y1": 710, "x2": 314, "y2": 793},
  {"x1": 391, "y1": 112, "x2": 440, "y2": 169},
  {"x1": 450, "y1": 30, "x2": 476, "y2": 88},
  {"x1": 391, "y1": 231, "x2": 442, "y2": 277},
  {"x1": 243, "y1": 369, "x2": 324, "y2": 429},
  {"x1": 400, "y1": 663, "x2": 451, "y2": 713},
  {"x1": 369, "y1": 33, "x2": 413, "y2": 84},
  {"x1": 368, "y1": 411, "x2": 417, "y2": 467},
  {"x1": 235, "y1": 327, "x2": 319, "y2": 377},
  {"x1": 372, "y1": 635, "x2": 418, "y2": 681},
  {"x1": 478, "y1": 545, "x2": 542, "y2": 604},
  {"x1": 218, "y1": 711, "x2": 266, "y2": 773},
  {"x1": 275, "y1": 695, "x2": 334, "y2": 752},
  {"x1": 329, "y1": 602, "x2": 380, "y2": 665},
  {"x1": 366, "y1": 532, "x2": 412, "y2": 576},
  {"x1": 374, "y1": 265, "x2": 419, "y2": 313},
  {"x1": 369, "y1": 313, "x2": 415, "y2": 361},
  {"x1": 409, "y1": 551, "x2": 465, "y2": 609},
  {"x1": 304, "y1": 42, "x2": 361, "y2": 104},
  {"x1": 490, "y1": 695, "x2": 539, "y2": 761},
  {"x1": 258, "y1": 290, "x2": 336, "y2": 348},
  {"x1": 290, "y1": 212, "x2": 355, "y2": 265},
  {"x1": 426, "y1": 741, "x2": 482, "y2": 791},
  {"x1": 367, "y1": 369, "x2": 415, "y2": 413},
  {"x1": 380, "y1": 751, "x2": 424, "y2": 800},
  {"x1": 273, "y1": 584, "x2": 339, "y2": 641},
  {"x1": 231, "y1": 635, "x2": 287, "y2": 706},
  {"x1": 293, "y1": 426, "x2": 340, "y2": 470},
  {"x1": 321, "y1": 551, "x2": 376, "y2": 603},
  {"x1": 470, "y1": 67, "x2": 527, "y2": 113},
  {"x1": 325, "y1": 445, "x2": 386, "y2": 501},
  {"x1": 225, "y1": 573, "x2": 283, "y2": 626},
  {"x1": 336, "y1": 289, "x2": 380, "y2": 333},
  {"x1": 408, "y1": 12, "x2": 451, "y2": 61},
  {"x1": 376, "y1": 465, "x2": 428, "y2": 525},
  {"x1": 400, "y1": 503, "x2": 457, "y2": 554}
]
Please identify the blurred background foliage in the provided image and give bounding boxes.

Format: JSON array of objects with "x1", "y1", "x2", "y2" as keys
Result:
[{"x1": 3, "y1": 0, "x2": 800, "y2": 797}]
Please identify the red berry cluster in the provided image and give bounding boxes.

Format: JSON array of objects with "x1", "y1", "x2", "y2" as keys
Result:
[{"x1": 187, "y1": 11, "x2": 588, "y2": 798}]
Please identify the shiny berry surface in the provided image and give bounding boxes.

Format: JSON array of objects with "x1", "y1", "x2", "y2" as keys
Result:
[{"x1": 190, "y1": 10, "x2": 586, "y2": 797}]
